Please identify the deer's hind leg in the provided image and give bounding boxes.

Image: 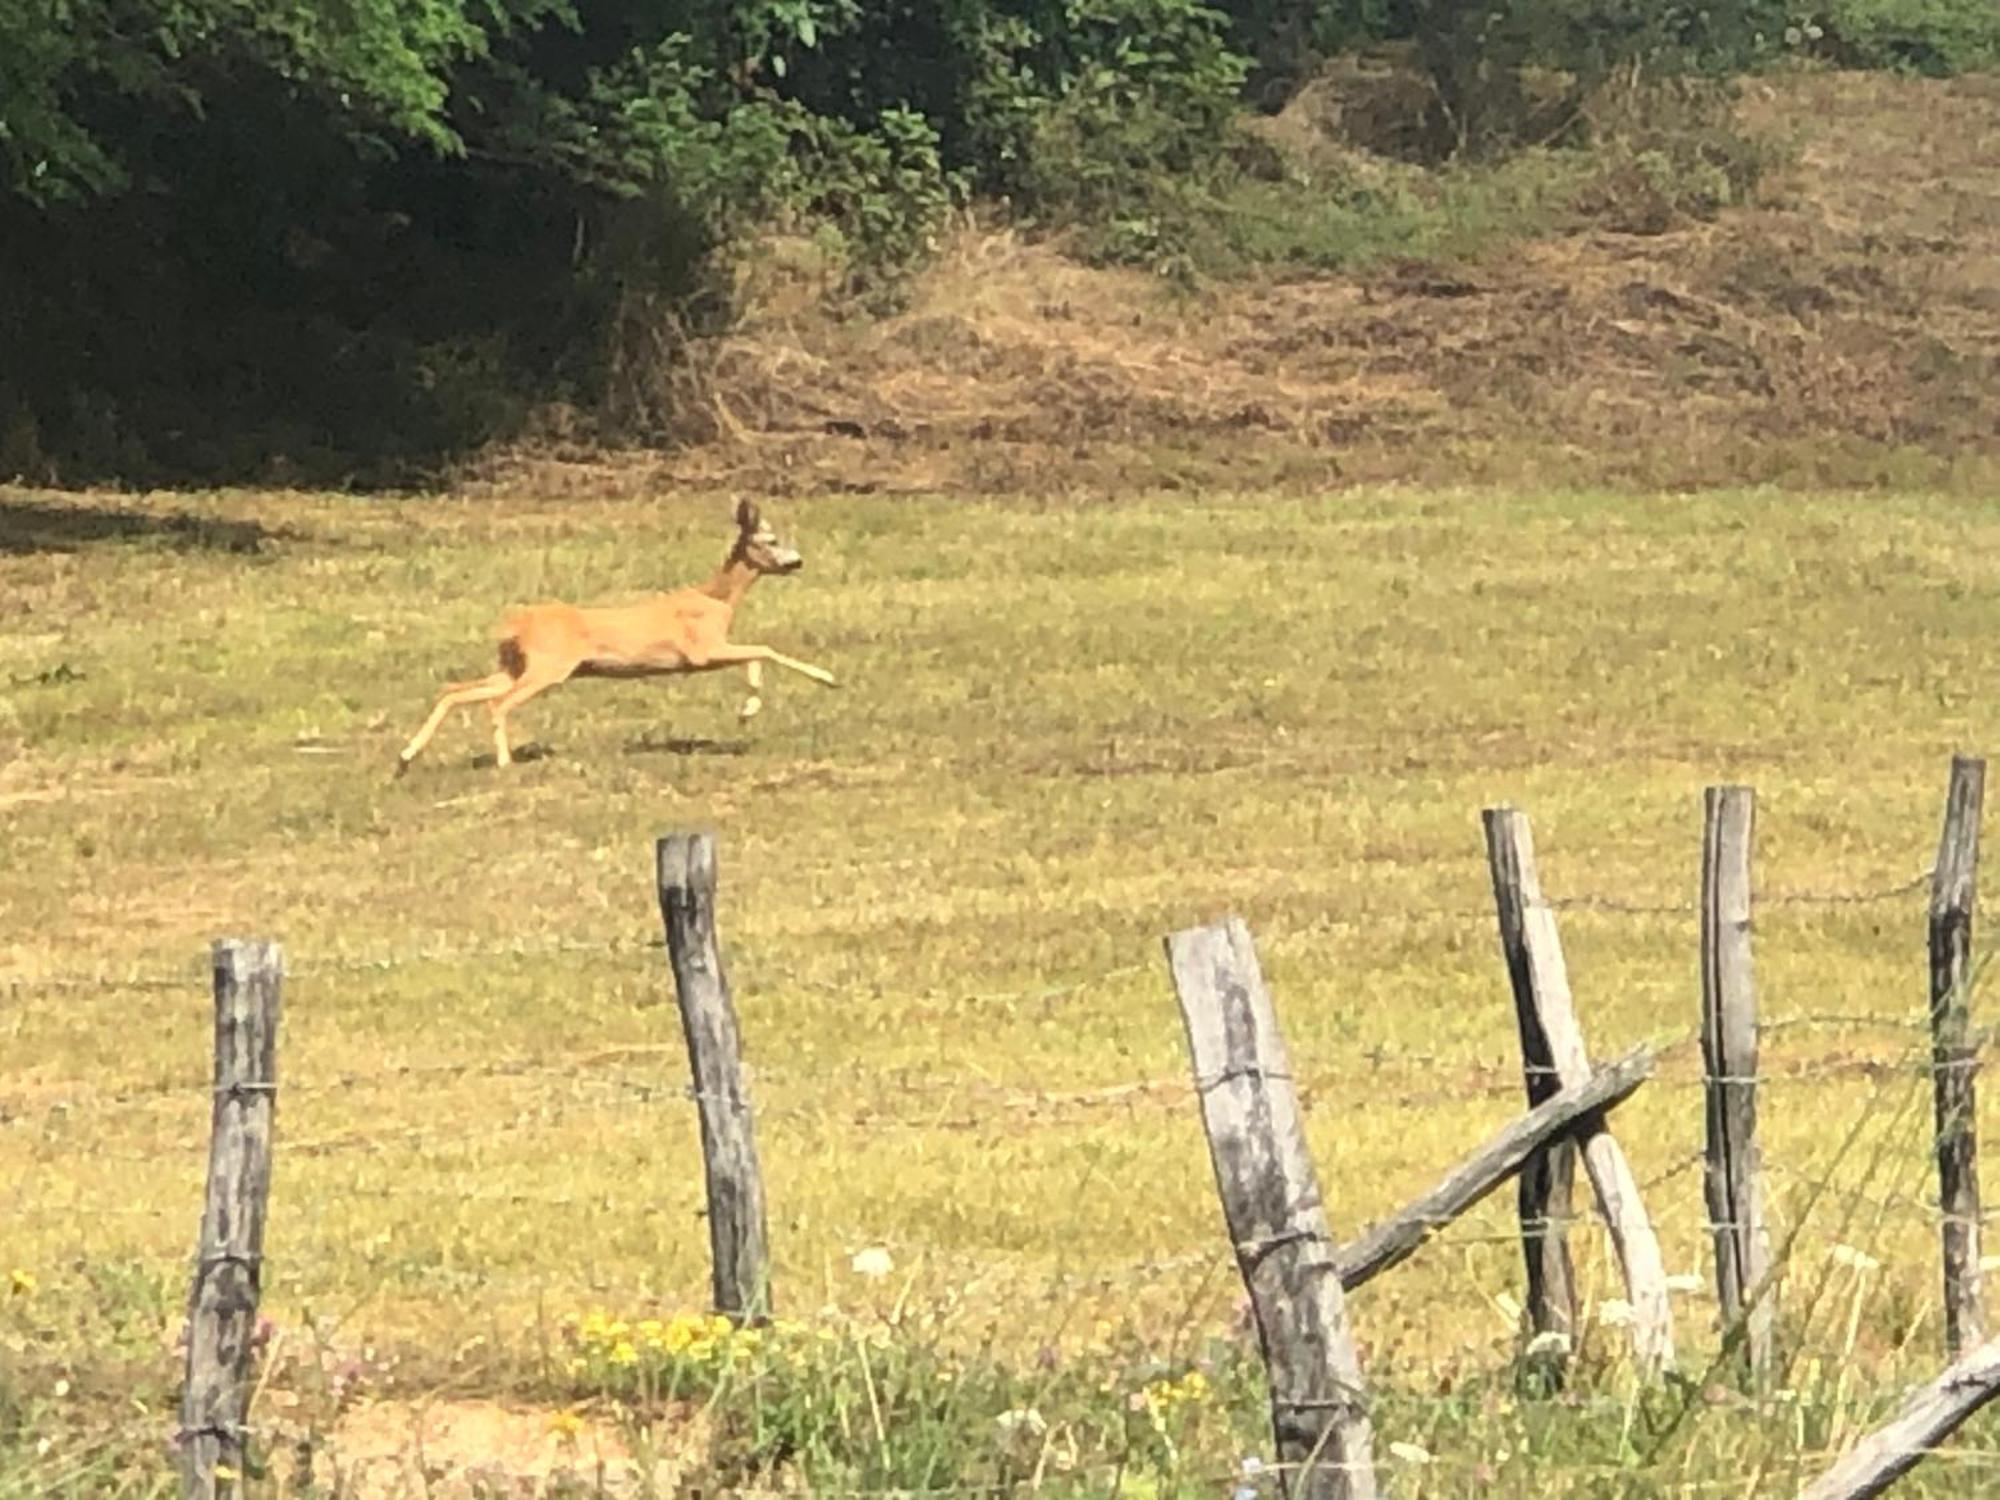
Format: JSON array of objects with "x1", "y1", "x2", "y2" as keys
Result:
[
  {"x1": 398, "y1": 671, "x2": 515, "y2": 774},
  {"x1": 487, "y1": 664, "x2": 573, "y2": 769}
]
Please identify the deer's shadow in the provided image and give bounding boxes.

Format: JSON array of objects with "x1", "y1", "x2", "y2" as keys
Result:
[
  {"x1": 625, "y1": 734, "x2": 752, "y2": 758},
  {"x1": 470, "y1": 743, "x2": 560, "y2": 770}
]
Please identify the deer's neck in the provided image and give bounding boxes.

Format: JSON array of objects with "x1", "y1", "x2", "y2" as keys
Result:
[{"x1": 698, "y1": 551, "x2": 760, "y2": 613}]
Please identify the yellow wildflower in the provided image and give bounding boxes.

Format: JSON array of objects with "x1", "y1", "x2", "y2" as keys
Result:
[
  {"x1": 548, "y1": 1411, "x2": 585, "y2": 1440},
  {"x1": 7, "y1": 1269, "x2": 35, "y2": 1296},
  {"x1": 608, "y1": 1340, "x2": 638, "y2": 1367},
  {"x1": 1141, "y1": 1370, "x2": 1212, "y2": 1414},
  {"x1": 214, "y1": 1465, "x2": 240, "y2": 1482}
]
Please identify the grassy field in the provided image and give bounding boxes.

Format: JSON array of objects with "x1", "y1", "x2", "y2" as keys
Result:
[{"x1": 6, "y1": 481, "x2": 2000, "y2": 1493}]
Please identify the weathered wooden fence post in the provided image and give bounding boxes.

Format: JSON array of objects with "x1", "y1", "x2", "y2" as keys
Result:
[
  {"x1": 181, "y1": 939, "x2": 282, "y2": 1500},
  {"x1": 657, "y1": 831, "x2": 772, "y2": 1322},
  {"x1": 1484, "y1": 806, "x2": 1675, "y2": 1376},
  {"x1": 1797, "y1": 1330, "x2": 2000, "y2": 1500},
  {"x1": 1165, "y1": 916, "x2": 1376, "y2": 1500},
  {"x1": 1930, "y1": 754, "x2": 1985, "y2": 1357},
  {"x1": 1701, "y1": 785, "x2": 1773, "y2": 1379}
]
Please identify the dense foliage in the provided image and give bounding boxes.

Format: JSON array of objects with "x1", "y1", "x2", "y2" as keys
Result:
[{"x1": 1, "y1": 0, "x2": 1993, "y2": 481}]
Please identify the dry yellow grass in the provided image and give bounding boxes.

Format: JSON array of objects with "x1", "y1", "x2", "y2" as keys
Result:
[{"x1": 4, "y1": 478, "x2": 1997, "y2": 1419}]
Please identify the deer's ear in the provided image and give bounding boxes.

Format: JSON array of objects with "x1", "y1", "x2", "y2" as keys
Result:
[{"x1": 735, "y1": 498, "x2": 760, "y2": 532}]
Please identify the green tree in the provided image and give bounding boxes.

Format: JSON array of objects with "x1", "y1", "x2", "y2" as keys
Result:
[{"x1": 0, "y1": 0, "x2": 577, "y2": 204}]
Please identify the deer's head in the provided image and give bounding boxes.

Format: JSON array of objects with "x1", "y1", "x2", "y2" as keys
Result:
[{"x1": 732, "y1": 499, "x2": 803, "y2": 575}]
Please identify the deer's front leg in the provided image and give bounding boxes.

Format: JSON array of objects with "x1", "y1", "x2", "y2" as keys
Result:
[
  {"x1": 706, "y1": 643, "x2": 839, "y2": 689},
  {"x1": 738, "y1": 660, "x2": 765, "y2": 721}
]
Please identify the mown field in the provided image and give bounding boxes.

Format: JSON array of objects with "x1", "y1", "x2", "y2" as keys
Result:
[{"x1": 5, "y1": 482, "x2": 2000, "y2": 1494}]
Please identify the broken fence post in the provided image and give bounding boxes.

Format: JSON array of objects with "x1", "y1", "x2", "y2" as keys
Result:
[
  {"x1": 1165, "y1": 916, "x2": 1376, "y2": 1500},
  {"x1": 181, "y1": 939, "x2": 283, "y2": 1500},
  {"x1": 1484, "y1": 806, "x2": 1675, "y2": 1376},
  {"x1": 657, "y1": 831, "x2": 773, "y2": 1322}
]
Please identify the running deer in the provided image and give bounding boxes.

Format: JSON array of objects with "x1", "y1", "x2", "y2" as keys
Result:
[{"x1": 396, "y1": 500, "x2": 837, "y2": 773}]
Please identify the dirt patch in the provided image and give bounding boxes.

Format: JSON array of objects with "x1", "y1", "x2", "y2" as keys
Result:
[
  {"x1": 314, "y1": 1398, "x2": 709, "y2": 1498},
  {"x1": 461, "y1": 70, "x2": 2000, "y2": 499}
]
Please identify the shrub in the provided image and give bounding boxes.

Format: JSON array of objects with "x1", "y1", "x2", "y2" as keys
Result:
[
  {"x1": 1572, "y1": 75, "x2": 1793, "y2": 233},
  {"x1": 1806, "y1": 0, "x2": 2000, "y2": 74}
]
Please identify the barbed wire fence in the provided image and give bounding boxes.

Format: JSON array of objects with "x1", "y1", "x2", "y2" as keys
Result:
[{"x1": 4, "y1": 773, "x2": 1998, "y2": 1498}]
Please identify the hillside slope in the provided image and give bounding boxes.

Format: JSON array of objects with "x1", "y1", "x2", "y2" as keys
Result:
[{"x1": 474, "y1": 70, "x2": 2000, "y2": 498}]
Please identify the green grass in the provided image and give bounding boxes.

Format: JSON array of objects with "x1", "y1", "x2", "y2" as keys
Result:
[
  {"x1": 5, "y1": 483, "x2": 2000, "y2": 1492},
  {"x1": 1078, "y1": 148, "x2": 1595, "y2": 278}
]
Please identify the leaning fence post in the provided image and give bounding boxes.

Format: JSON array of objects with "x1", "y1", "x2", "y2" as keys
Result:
[
  {"x1": 1335, "y1": 1046, "x2": 1657, "y2": 1294},
  {"x1": 1484, "y1": 807, "x2": 1576, "y2": 1370},
  {"x1": 657, "y1": 831, "x2": 772, "y2": 1322},
  {"x1": 1164, "y1": 916, "x2": 1376, "y2": 1500},
  {"x1": 1797, "y1": 1330, "x2": 2000, "y2": 1500},
  {"x1": 1930, "y1": 754, "x2": 1985, "y2": 1357},
  {"x1": 1484, "y1": 807, "x2": 1675, "y2": 1377},
  {"x1": 1701, "y1": 785, "x2": 1773, "y2": 1379},
  {"x1": 181, "y1": 939, "x2": 282, "y2": 1500}
]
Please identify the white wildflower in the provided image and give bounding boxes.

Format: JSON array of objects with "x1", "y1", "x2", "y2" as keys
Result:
[
  {"x1": 1830, "y1": 1244, "x2": 1880, "y2": 1273},
  {"x1": 994, "y1": 1408, "x2": 1046, "y2": 1440},
  {"x1": 1524, "y1": 1330, "x2": 1571, "y2": 1357},
  {"x1": 1597, "y1": 1298, "x2": 1635, "y2": 1328},
  {"x1": 1388, "y1": 1441, "x2": 1434, "y2": 1465},
  {"x1": 849, "y1": 1246, "x2": 895, "y2": 1279}
]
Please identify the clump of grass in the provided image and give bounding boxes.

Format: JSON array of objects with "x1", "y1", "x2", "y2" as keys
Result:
[
  {"x1": 556, "y1": 1304, "x2": 1263, "y2": 1493},
  {"x1": 1049, "y1": 66, "x2": 1790, "y2": 283},
  {"x1": 1570, "y1": 76, "x2": 1796, "y2": 234}
]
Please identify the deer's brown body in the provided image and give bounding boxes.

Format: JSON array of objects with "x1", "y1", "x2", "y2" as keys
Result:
[{"x1": 397, "y1": 501, "x2": 836, "y2": 773}]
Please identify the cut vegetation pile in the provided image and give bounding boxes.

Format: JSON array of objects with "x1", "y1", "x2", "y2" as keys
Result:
[{"x1": 475, "y1": 71, "x2": 2000, "y2": 499}]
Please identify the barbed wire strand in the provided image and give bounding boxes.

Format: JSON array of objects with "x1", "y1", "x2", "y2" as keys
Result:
[{"x1": 0, "y1": 857, "x2": 1944, "y2": 998}]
